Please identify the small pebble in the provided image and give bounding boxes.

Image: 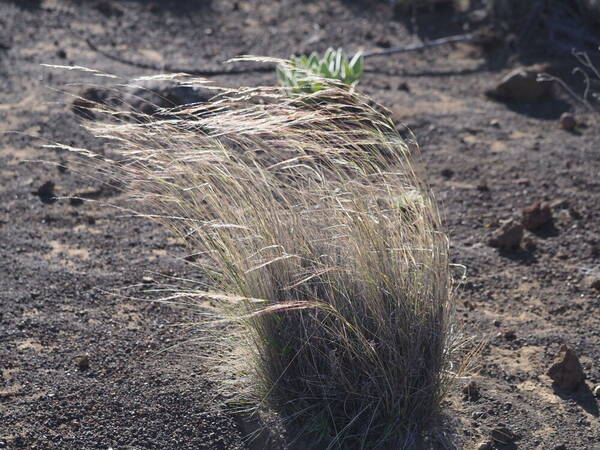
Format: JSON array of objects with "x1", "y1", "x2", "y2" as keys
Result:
[
  {"x1": 546, "y1": 345, "x2": 585, "y2": 391},
  {"x1": 76, "y1": 354, "x2": 90, "y2": 371},
  {"x1": 463, "y1": 380, "x2": 480, "y2": 401},
  {"x1": 522, "y1": 202, "x2": 552, "y2": 231},
  {"x1": 504, "y1": 329, "x2": 516, "y2": 340},
  {"x1": 441, "y1": 168, "x2": 454, "y2": 179},
  {"x1": 522, "y1": 235, "x2": 537, "y2": 251},
  {"x1": 472, "y1": 410, "x2": 485, "y2": 420},
  {"x1": 488, "y1": 219, "x2": 523, "y2": 250},
  {"x1": 397, "y1": 81, "x2": 410, "y2": 92},
  {"x1": 583, "y1": 276, "x2": 600, "y2": 291},
  {"x1": 559, "y1": 112, "x2": 576, "y2": 131},
  {"x1": 476, "y1": 440, "x2": 493, "y2": 450}
]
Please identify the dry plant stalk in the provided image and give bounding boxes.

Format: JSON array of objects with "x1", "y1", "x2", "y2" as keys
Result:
[{"x1": 55, "y1": 61, "x2": 464, "y2": 449}]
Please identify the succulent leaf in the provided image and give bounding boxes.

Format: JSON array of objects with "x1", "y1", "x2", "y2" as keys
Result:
[{"x1": 277, "y1": 47, "x2": 364, "y2": 94}]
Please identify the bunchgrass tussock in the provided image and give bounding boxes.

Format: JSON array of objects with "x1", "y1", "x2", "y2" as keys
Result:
[{"x1": 58, "y1": 60, "x2": 465, "y2": 449}]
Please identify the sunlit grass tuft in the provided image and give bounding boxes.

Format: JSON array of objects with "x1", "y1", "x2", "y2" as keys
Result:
[{"x1": 59, "y1": 60, "x2": 467, "y2": 448}]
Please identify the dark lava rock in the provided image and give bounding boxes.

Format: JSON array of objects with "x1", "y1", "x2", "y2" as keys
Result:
[
  {"x1": 486, "y1": 65, "x2": 553, "y2": 103},
  {"x1": 397, "y1": 81, "x2": 410, "y2": 92},
  {"x1": 33, "y1": 181, "x2": 57, "y2": 204},
  {"x1": 72, "y1": 81, "x2": 211, "y2": 121},
  {"x1": 488, "y1": 219, "x2": 523, "y2": 250},
  {"x1": 95, "y1": 1, "x2": 124, "y2": 17},
  {"x1": 76, "y1": 354, "x2": 90, "y2": 371},
  {"x1": 375, "y1": 37, "x2": 391, "y2": 48},
  {"x1": 123, "y1": 80, "x2": 213, "y2": 117},
  {"x1": 522, "y1": 235, "x2": 538, "y2": 251},
  {"x1": 546, "y1": 345, "x2": 585, "y2": 391},
  {"x1": 72, "y1": 87, "x2": 120, "y2": 120},
  {"x1": 441, "y1": 168, "x2": 454, "y2": 179},
  {"x1": 559, "y1": 112, "x2": 577, "y2": 131},
  {"x1": 522, "y1": 202, "x2": 552, "y2": 231},
  {"x1": 462, "y1": 380, "x2": 480, "y2": 401},
  {"x1": 582, "y1": 275, "x2": 600, "y2": 291},
  {"x1": 490, "y1": 423, "x2": 517, "y2": 444},
  {"x1": 503, "y1": 329, "x2": 516, "y2": 340},
  {"x1": 475, "y1": 441, "x2": 492, "y2": 450}
]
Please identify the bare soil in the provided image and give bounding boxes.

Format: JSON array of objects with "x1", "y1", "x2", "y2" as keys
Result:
[{"x1": 1, "y1": 1, "x2": 598, "y2": 449}]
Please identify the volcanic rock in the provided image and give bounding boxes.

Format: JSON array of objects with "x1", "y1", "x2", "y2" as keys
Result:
[
  {"x1": 486, "y1": 65, "x2": 553, "y2": 103},
  {"x1": 490, "y1": 423, "x2": 517, "y2": 444},
  {"x1": 33, "y1": 181, "x2": 57, "y2": 204},
  {"x1": 522, "y1": 202, "x2": 552, "y2": 231},
  {"x1": 76, "y1": 354, "x2": 90, "y2": 371},
  {"x1": 475, "y1": 441, "x2": 492, "y2": 450},
  {"x1": 488, "y1": 219, "x2": 523, "y2": 250},
  {"x1": 123, "y1": 80, "x2": 213, "y2": 116},
  {"x1": 559, "y1": 112, "x2": 577, "y2": 131},
  {"x1": 462, "y1": 380, "x2": 480, "y2": 401},
  {"x1": 582, "y1": 275, "x2": 600, "y2": 291},
  {"x1": 546, "y1": 345, "x2": 585, "y2": 391}
]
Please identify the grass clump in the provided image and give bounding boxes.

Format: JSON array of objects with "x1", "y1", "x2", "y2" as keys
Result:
[{"x1": 62, "y1": 61, "x2": 462, "y2": 449}]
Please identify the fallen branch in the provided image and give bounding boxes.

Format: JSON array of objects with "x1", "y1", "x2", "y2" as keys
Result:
[
  {"x1": 85, "y1": 38, "x2": 273, "y2": 76},
  {"x1": 86, "y1": 33, "x2": 476, "y2": 76},
  {"x1": 362, "y1": 33, "x2": 474, "y2": 58}
]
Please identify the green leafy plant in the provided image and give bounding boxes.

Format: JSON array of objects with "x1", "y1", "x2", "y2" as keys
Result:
[{"x1": 276, "y1": 48, "x2": 364, "y2": 93}]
